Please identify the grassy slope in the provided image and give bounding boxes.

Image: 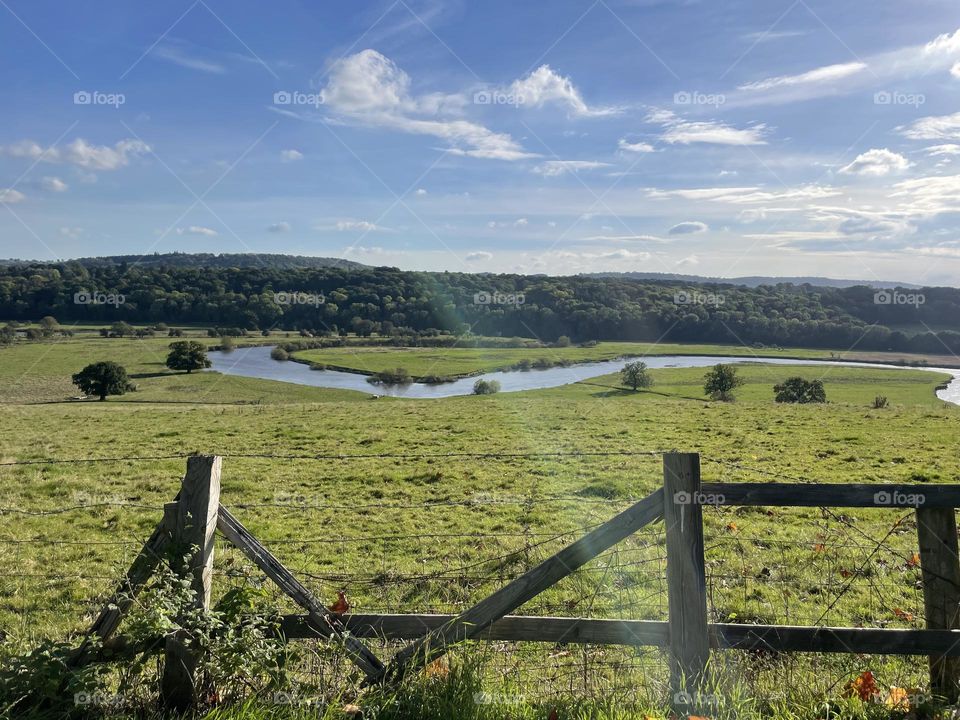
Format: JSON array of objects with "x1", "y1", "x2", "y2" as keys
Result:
[{"x1": 0, "y1": 337, "x2": 957, "y2": 715}]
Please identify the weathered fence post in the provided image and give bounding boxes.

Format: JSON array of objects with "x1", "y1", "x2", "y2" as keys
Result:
[
  {"x1": 160, "y1": 455, "x2": 222, "y2": 711},
  {"x1": 916, "y1": 504, "x2": 960, "y2": 702},
  {"x1": 663, "y1": 452, "x2": 710, "y2": 713}
]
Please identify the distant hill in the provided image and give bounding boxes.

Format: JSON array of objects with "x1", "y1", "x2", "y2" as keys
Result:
[
  {"x1": 584, "y1": 271, "x2": 922, "y2": 290},
  {"x1": 0, "y1": 252, "x2": 366, "y2": 270}
]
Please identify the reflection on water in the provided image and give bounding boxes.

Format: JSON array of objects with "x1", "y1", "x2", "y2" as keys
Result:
[{"x1": 207, "y1": 345, "x2": 960, "y2": 404}]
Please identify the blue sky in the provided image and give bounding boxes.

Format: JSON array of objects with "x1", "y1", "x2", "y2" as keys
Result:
[{"x1": 1, "y1": 0, "x2": 960, "y2": 283}]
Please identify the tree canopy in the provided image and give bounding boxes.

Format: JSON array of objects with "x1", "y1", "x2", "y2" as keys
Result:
[
  {"x1": 774, "y1": 377, "x2": 827, "y2": 404},
  {"x1": 71, "y1": 361, "x2": 135, "y2": 401},
  {"x1": 165, "y1": 341, "x2": 211, "y2": 373}
]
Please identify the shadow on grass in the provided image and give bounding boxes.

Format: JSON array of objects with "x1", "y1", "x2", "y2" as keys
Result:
[{"x1": 577, "y1": 381, "x2": 705, "y2": 402}]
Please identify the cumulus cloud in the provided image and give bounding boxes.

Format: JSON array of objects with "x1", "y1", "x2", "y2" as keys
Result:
[
  {"x1": 176, "y1": 226, "x2": 218, "y2": 237},
  {"x1": 507, "y1": 65, "x2": 618, "y2": 117},
  {"x1": 4, "y1": 138, "x2": 149, "y2": 170},
  {"x1": 465, "y1": 251, "x2": 492, "y2": 261},
  {"x1": 618, "y1": 138, "x2": 655, "y2": 153},
  {"x1": 668, "y1": 221, "x2": 709, "y2": 235},
  {"x1": 415, "y1": 188, "x2": 428, "y2": 195},
  {"x1": 320, "y1": 50, "x2": 534, "y2": 161},
  {"x1": 645, "y1": 109, "x2": 767, "y2": 145},
  {"x1": 0, "y1": 189, "x2": 26, "y2": 204},
  {"x1": 268, "y1": 221, "x2": 291, "y2": 233},
  {"x1": 839, "y1": 148, "x2": 912, "y2": 177},
  {"x1": 280, "y1": 149, "x2": 303, "y2": 161},
  {"x1": 40, "y1": 176, "x2": 68, "y2": 192},
  {"x1": 333, "y1": 219, "x2": 384, "y2": 232},
  {"x1": 898, "y1": 111, "x2": 960, "y2": 141},
  {"x1": 953, "y1": 61, "x2": 960, "y2": 79},
  {"x1": 532, "y1": 160, "x2": 611, "y2": 176}
]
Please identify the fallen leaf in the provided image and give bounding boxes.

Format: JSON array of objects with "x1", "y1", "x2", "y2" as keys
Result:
[
  {"x1": 813, "y1": 543, "x2": 826, "y2": 552},
  {"x1": 424, "y1": 657, "x2": 448, "y2": 679},
  {"x1": 892, "y1": 608, "x2": 914, "y2": 622},
  {"x1": 843, "y1": 671, "x2": 879, "y2": 702},
  {"x1": 725, "y1": 522, "x2": 738, "y2": 532},
  {"x1": 840, "y1": 569, "x2": 853, "y2": 578},
  {"x1": 343, "y1": 704, "x2": 362, "y2": 716},
  {"x1": 907, "y1": 552, "x2": 921, "y2": 568},
  {"x1": 328, "y1": 590, "x2": 349, "y2": 615}
]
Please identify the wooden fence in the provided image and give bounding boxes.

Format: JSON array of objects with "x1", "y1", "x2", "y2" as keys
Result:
[{"x1": 70, "y1": 454, "x2": 960, "y2": 713}]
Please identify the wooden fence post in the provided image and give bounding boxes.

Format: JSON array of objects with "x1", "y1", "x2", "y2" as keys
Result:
[
  {"x1": 917, "y1": 505, "x2": 960, "y2": 702},
  {"x1": 161, "y1": 455, "x2": 222, "y2": 712},
  {"x1": 663, "y1": 452, "x2": 710, "y2": 713}
]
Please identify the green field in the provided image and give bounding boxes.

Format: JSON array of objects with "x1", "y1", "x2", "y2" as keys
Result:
[{"x1": 0, "y1": 335, "x2": 957, "y2": 718}]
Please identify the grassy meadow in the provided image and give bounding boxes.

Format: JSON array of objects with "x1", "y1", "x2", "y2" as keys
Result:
[{"x1": 0, "y1": 333, "x2": 958, "y2": 718}]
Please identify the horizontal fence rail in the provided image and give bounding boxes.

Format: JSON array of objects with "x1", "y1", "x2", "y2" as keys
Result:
[{"x1": 12, "y1": 453, "x2": 960, "y2": 711}]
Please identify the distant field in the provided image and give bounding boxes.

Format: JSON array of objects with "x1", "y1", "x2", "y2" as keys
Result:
[{"x1": 292, "y1": 341, "x2": 960, "y2": 379}]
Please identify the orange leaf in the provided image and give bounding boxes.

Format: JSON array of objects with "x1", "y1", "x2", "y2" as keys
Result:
[
  {"x1": 424, "y1": 658, "x2": 448, "y2": 679},
  {"x1": 725, "y1": 522, "x2": 738, "y2": 532},
  {"x1": 843, "y1": 671, "x2": 879, "y2": 702},
  {"x1": 813, "y1": 543, "x2": 826, "y2": 553},
  {"x1": 892, "y1": 608, "x2": 914, "y2": 622},
  {"x1": 907, "y1": 552, "x2": 921, "y2": 568},
  {"x1": 328, "y1": 590, "x2": 350, "y2": 615},
  {"x1": 840, "y1": 569, "x2": 853, "y2": 578},
  {"x1": 885, "y1": 687, "x2": 910, "y2": 709}
]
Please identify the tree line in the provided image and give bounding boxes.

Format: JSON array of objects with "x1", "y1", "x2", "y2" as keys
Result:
[{"x1": 1, "y1": 261, "x2": 958, "y2": 353}]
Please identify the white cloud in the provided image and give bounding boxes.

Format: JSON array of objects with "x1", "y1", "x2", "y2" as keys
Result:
[
  {"x1": 280, "y1": 149, "x2": 303, "y2": 162},
  {"x1": 953, "y1": 61, "x2": 960, "y2": 79},
  {"x1": 618, "y1": 138, "x2": 655, "y2": 153},
  {"x1": 59, "y1": 226, "x2": 83, "y2": 239},
  {"x1": 415, "y1": 188, "x2": 428, "y2": 196},
  {"x1": 532, "y1": 160, "x2": 611, "y2": 176},
  {"x1": 0, "y1": 189, "x2": 26, "y2": 204},
  {"x1": 514, "y1": 218, "x2": 528, "y2": 227},
  {"x1": 646, "y1": 109, "x2": 767, "y2": 145},
  {"x1": 268, "y1": 221, "x2": 291, "y2": 233},
  {"x1": 40, "y1": 176, "x2": 68, "y2": 192},
  {"x1": 151, "y1": 42, "x2": 226, "y2": 74},
  {"x1": 176, "y1": 226, "x2": 218, "y2": 237},
  {"x1": 320, "y1": 50, "x2": 534, "y2": 161},
  {"x1": 465, "y1": 251, "x2": 492, "y2": 262},
  {"x1": 583, "y1": 234, "x2": 667, "y2": 243},
  {"x1": 4, "y1": 138, "x2": 149, "y2": 170},
  {"x1": 741, "y1": 30, "x2": 808, "y2": 43},
  {"x1": 334, "y1": 219, "x2": 383, "y2": 232},
  {"x1": 839, "y1": 148, "x2": 912, "y2": 177},
  {"x1": 899, "y1": 112, "x2": 960, "y2": 141},
  {"x1": 507, "y1": 65, "x2": 618, "y2": 117},
  {"x1": 668, "y1": 221, "x2": 708, "y2": 235},
  {"x1": 729, "y1": 27, "x2": 960, "y2": 106},
  {"x1": 926, "y1": 144, "x2": 960, "y2": 157},
  {"x1": 738, "y1": 62, "x2": 867, "y2": 92},
  {"x1": 648, "y1": 184, "x2": 838, "y2": 204}
]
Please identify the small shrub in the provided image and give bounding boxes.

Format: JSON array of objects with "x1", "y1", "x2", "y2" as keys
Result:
[
  {"x1": 704, "y1": 364, "x2": 745, "y2": 402},
  {"x1": 473, "y1": 379, "x2": 501, "y2": 395},
  {"x1": 270, "y1": 346, "x2": 289, "y2": 361},
  {"x1": 774, "y1": 377, "x2": 826, "y2": 404},
  {"x1": 370, "y1": 368, "x2": 413, "y2": 385},
  {"x1": 873, "y1": 395, "x2": 889, "y2": 409},
  {"x1": 621, "y1": 361, "x2": 653, "y2": 391}
]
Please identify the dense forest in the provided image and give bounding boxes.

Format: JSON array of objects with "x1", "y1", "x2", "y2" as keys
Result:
[{"x1": 1, "y1": 258, "x2": 958, "y2": 354}]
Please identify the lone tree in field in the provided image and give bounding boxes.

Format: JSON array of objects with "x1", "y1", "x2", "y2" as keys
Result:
[
  {"x1": 72, "y1": 361, "x2": 135, "y2": 401},
  {"x1": 166, "y1": 340, "x2": 211, "y2": 373},
  {"x1": 621, "y1": 361, "x2": 653, "y2": 391},
  {"x1": 703, "y1": 364, "x2": 745, "y2": 401},
  {"x1": 774, "y1": 377, "x2": 826, "y2": 404}
]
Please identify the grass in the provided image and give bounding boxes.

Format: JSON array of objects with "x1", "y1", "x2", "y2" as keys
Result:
[{"x1": 0, "y1": 334, "x2": 958, "y2": 717}]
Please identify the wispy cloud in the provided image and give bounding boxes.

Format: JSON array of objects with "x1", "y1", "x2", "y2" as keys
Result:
[{"x1": 645, "y1": 109, "x2": 767, "y2": 145}]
